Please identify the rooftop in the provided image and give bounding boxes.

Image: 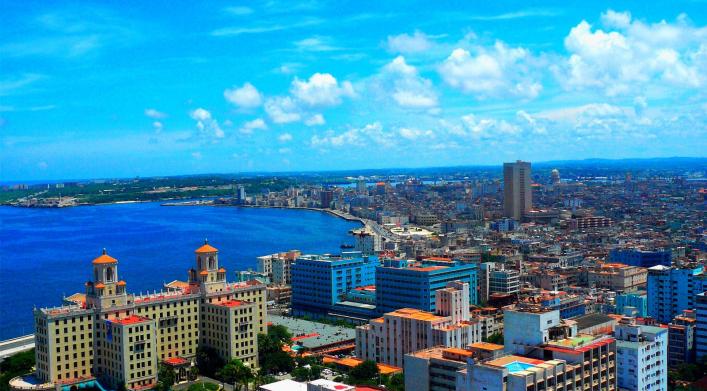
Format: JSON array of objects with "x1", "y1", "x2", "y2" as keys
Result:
[
  {"x1": 111, "y1": 315, "x2": 152, "y2": 325},
  {"x1": 269, "y1": 315, "x2": 355, "y2": 349},
  {"x1": 486, "y1": 355, "x2": 545, "y2": 372},
  {"x1": 214, "y1": 300, "x2": 246, "y2": 307}
]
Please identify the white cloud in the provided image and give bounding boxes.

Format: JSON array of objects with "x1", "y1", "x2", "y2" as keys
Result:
[
  {"x1": 152, "y1": 121, "x2": 163, "y2": 133},
  {"x1": 311, "y1": 122, "x2": 391, "y2": 148},
  {"x1": 290, "y1": 73, "x2": 355, "y2": 106},
  {"x1": 439, "y1": 42, "x2": 542, "y2": 99},
  {"x1": 144, "y1": 108, "x2": 166, "y2": 119},
  {"x1": 190, "y1": 108, "x2": 225, "y2": 139},
  {"x1": 264, "y1": 96, "x2": 301, "y2": 124},
  {"x1": 381, "y1": 56, "x2": 438, "y2": 109},
  {"x1": 278, "y1": 148, "x2": 291, "y2": 154},
  {"x1": 387, "y1": 30, "x2": 434, "y2": 53},
  {"x1": 278, "y1": 133, "x2": 293, "y2": 142},
  {"x1": 294, "y1": 36, "x2": 339, "y2": 52},
  {"x1": 557, "y1": 12, "x2": 707, "y2": 95},
  {"x1": 461, "y1": 114, "x2": 521, "y2": 138},
  {"x1": 239, "y1": 118, "x2": 267, "y2": 134},
  {"x1": 191, "y1": 151, "x2": 202, "y2": 160},
  {"x1": 305, "y1": 114, "x2": 325, "y2": 126},
  {"x1": 224, "y1": 82, "x2": 262, "y2": 108},
  {"x1": 398, "y1": 127, "x2": 434, "y2": 140}
]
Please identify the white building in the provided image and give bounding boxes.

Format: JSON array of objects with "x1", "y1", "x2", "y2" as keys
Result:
[
  {"x1": 356, "y1": 282, "x2": 481, "y2": 367},
  {"x1": 615, "y1": 317, "x2": 668, "y2": 391},
  {"x1": 504, "y1": 309, "x2": 574, "y2": 355}
]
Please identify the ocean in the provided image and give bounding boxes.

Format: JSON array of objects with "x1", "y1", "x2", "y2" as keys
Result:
[{"x1": 0, "y1": 202, "x2": 361, "y2": 340}]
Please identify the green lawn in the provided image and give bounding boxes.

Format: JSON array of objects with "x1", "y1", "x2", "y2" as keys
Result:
[{"x1": 187, "y1": 382, "x2": 220, "y2": 391}]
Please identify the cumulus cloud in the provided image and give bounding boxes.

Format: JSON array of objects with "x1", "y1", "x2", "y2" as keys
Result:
[
  {"x1": 239, "y1": 118, "x2": 267, "y2": 134},
  {"x1": 278, "y1": 133, "x2": 293, "y2": 142},
  {"x1": 305, "y1": 113, "x2": 325, "y2": 126},
  {"x1": 264, "y1": 96, "x2": 301, "y2": 124},
  {"x1": 190, "y1": 108, "x2": 225, "y2": 139},
  {"x1": 152, "y1": 121, "x2": 163, "y2": 133},
  {"x1": 224, "y1": 82, "x2": 262, "y2": 108},
  {"x1": 290, "y1": 73, "x2": 355, "y2": 106},
  {"x1": 398, "y1": 127, "x2": 434, "y2": 140},
  {"x1": 144, "y1": 108, "x2": 167, "y2": 119},
  {"x1": 556, "y1": 10, "x2": 707, "y2": 95},
  {"x1": 439, "y1": 42, "x2": 542, "y2": 99},
  {"x1": 311, "y1": 122, "x2": 392, "y2": 148},
  {"x1": 379, "y1": 56, "x2": 438, "y2": 109},
  {"x1": 387, "y1": 30, "x2": 434, "y2": 53},
  {"x1": 461, "y1": 114, "x2": 522, "y2": 138}
]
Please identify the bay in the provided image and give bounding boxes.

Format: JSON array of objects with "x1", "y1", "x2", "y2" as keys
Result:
[{"x1": 0, "y1": 202, "x2": 360, "y2": 339}]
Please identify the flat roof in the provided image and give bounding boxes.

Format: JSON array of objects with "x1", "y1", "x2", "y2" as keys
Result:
[
  {"x1": 486, "y1": 355, "x2": 545, "y2": 369},
  {"x1": 269, "y1": 315, "x2": 355, "y2": 349},
  {"x1": 111, "y1": 315, "x2": 152, "y2": 326},
  {"x1": 470, "y1": 342, "x2": 504, "y2": 351},
  {"x1": 574, "y1": 313, "x2": 616, "y2": 330}
]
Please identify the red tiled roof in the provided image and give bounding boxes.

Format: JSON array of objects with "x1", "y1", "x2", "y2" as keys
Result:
[
  {"x1": 92, "y1": 250, "x2": 117, "y2": 265},
  {"x1": 195, "y1": 242, "x2": 218, "y2": 253}
]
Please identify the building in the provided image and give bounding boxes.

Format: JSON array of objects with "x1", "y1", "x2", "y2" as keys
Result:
[
  {"x1": 668, "y1": 310, "x2": 697, "y2": 367},
  {"x1": 586, "y1": 263, "x2": 647, "y2": 293},
  {"x1": 356, "y1": 282, "x2": 481, "y2": 367},
  {"x1": 375, "y1": 259, "x2": 477, "y2": 314},
  {"x1": 458, "y1": 334, "x2": 617, "y2": 391},
  {"x1": 320, "y1": 190, "x2": 334, "y2": 209},
  {"x1": 609, "y1": 248, "x2": 672, "y2": 268},
  {"x1": 351, "y1": 228, "x2": 379, "y2": 255},
  {"x1": 503, "y1": 160, "x2": 532, "y2": 220},
  {"x1": 615, "y1": 292, "x2": 648, "y2": 317},
  {"x1": 647, "y1": 265, "x2": 707, "y2": 323},
  {"x1": 614, "y1": 317, "x2": 668, "y2": 391},
  {"x1": 32, "y1": 242, "x2": 266, "y2": 391},
  {"x1": 291, "y1": 252, "x2": 377, "y2": 317},
  {"x1": 503, "y1": 309, "x2": 565, "y2": 355},
  {"x1": 569, "y1": 216, "x2": 613, "y2": 230},
  {"x1": 696, "y1": 293, "x2": 707, "y2": 361},
  {"x1": 257, "y1": 250, "x2": 301, "y2": 284},
  {"x1": 488, "y1": 267, "x2": 520, "y2": 296},
  {"x1": 404, "y1": 346, "x2": 472, "y2": 391}
]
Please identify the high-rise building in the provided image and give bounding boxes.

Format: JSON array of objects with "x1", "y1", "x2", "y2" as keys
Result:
[
  {"x1": 356, "y1": 282, "x2": 481, "y2": 367},
  {"x1": 646, "y1": 265, "x2": 707, "y2": 323},
  {"x1": 290, "y1": 252, "x2": 377, "y2": 317},
  {"x1": 320, "y1": 190, "x2": 334, "y2": 209},
  {"x1": 614, "y1": 317, "x2": 668, "y2": 391},
  {"x1": 668, "y1": 310, "x2": 697, "y2": 367},
  {"x1": 503, "y1": 160, "x2": 532, "y2": 220},
  {"x1": 696, "y1": 293, "x2": 707, "y2": 361},
  {"x1": 551, "y1": 168, "x2": 560, "y2": 185},
  {"x1": 375, "y1": 259, "x2": 477, "y2": 314},
  {"x1": 32, "y1": 242, "x2": 266, "y2": 391}
]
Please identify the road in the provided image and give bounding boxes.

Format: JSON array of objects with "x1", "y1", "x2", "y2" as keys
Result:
[{"x1": 0, "y1": 335, "x2": 35, "y2": 361}]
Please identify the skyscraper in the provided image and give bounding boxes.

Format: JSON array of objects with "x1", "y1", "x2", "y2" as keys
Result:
[{"x1": 503, "y1": 160, "x2": 532, "y2": 220}]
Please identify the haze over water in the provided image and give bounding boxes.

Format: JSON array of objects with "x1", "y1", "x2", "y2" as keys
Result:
[{"x1": 0, "y1": 202, "x2": 360, "y2": 339}]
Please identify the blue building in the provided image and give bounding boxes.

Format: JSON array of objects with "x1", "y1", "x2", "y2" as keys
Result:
[
  {"x1": 375, "y1": 259, "x2": 477, "y2": 314},
  {"x1": 647, "y1": 265, "x2": 707, "y2": 323},
  {"x1": 615, "y1": 292, "x2": 648, "y2": 317},
  {"x1": 609, "y1": 248, "x2": 672, "y2": 268},
  {"x1": 291, "y1": 251, "x2": 377, "y2": 316}
]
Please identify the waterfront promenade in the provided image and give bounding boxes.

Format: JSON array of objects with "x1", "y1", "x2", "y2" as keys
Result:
[{"x1": 0, "y1": 334, "x2": 34, "y2": 361}]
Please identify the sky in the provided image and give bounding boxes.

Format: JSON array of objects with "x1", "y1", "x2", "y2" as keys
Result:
[{"x1": 1, "y1": 1, "x2": 707, "y2": 181}]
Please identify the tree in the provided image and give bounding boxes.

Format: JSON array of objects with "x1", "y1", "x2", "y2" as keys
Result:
[
  {"x1": 349, "y1": 360, "x2": 379, "y2": 383},
  {"x1": 0, "y1": 349, "x2": 35, "y2": 391},
  {"x1": 387, "y1": 372, "x2": 404, "y2": 391},
  {"x1": 218, "y1": 359, "x2": 253, "y2": 391},
  {"x1": 156, "y1": 365, "x2": 176, "y2": 391},
  {"x1": 196, "y1": 347, "x2": 225, "y2": 378},
  {"x1": 484, "y1": 332, "x2": 504, "y2": 345},
  {"x1": 267, "y1": 325, "x2": 293, "y2": 345},
  {"x1": 189, "y1": 366, "x2": 199, "y2": 381}
]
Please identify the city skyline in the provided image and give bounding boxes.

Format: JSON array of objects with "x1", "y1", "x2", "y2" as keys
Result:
[{"x1": 2, "y1": 1, "x2": 707, "y2": 181}]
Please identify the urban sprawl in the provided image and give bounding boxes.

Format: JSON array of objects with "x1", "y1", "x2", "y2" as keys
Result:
[{"x1": 7, "y1": 160, "x2": 707, "y2": 391}]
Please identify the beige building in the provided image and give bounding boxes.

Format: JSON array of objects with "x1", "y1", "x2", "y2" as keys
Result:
[
  {"x1": 355, "y1": 282, "x2": 481, "y2": 367},
  {"x1": 586, "y1": 263, "x2": 647, "y2": 293},
  {"x1": 503, "y1": 160, "x2": 532, "y2": 220},
  {"x1": 257, "y1": 250, "x2": 301, "y2": 285},
  {"x1": 32, "y1": 241, "x2": 266, "y2": 391}
]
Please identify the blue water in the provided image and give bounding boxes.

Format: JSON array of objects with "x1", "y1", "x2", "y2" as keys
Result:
[
  {"x1": 0, "y1": 202, "x2": 360, "y2": 339},
  {"x1": 505, "y1": 361, "x2": 536, "y2": 373}
]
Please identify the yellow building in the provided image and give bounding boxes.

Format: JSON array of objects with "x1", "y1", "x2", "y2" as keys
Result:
[{"x1": 32, "y1": 241, "x2": 266, "y2": 391}]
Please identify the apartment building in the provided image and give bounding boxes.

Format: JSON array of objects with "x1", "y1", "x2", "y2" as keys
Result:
[
  {"x1": 614, "y1": 317, "x2": 668, "y2": 391},
  {"x1": 33, "y1": 242, "x2": 266, "y2": 390},
  {"x1": 695, "y1": 293, "x2": 707, "y2": 361},
  {"x1": 356, "y1": 282, "x2": 481, "y2": 367},
  {"x1": 647, "y1": 265, "x2": 707, "y2": 323},
  {"x1": 586, "y1": 263, "x2": 647, "y2": 293},
  {"x1": 668, "y1": 310, "x2": 697, "y2": 367}
]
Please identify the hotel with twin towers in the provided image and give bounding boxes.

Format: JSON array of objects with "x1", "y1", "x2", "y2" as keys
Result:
[{"x1": 31, "y1": 240, "x2": 266, "y2": 391}]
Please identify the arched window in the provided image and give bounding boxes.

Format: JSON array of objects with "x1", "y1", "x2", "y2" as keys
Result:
[
  {"x1": 209, "y1": 257, "x2": 215, "y2": 270},
  {"x1": 106, "y1": 267, "x2": 114, "y2": 282},
  {"x1": 197, "y1": 257, "x2": 202, "y2": 270}
]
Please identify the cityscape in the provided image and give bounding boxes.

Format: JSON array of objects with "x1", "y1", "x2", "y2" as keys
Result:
[{"x1": 1, "y1": 2, "x2": 707, "y2": 391}]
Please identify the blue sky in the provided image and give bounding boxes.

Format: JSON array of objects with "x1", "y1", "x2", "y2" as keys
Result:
[{"x1": 1, "y1": 1, "x2": 706, "y2": 181}]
